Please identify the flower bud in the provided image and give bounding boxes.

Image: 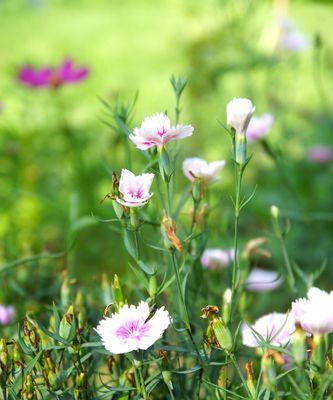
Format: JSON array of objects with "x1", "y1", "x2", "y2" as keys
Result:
[
  {"x1": 162, "y1": 370, "x2": 173, "y2": 390},
  {"x1": 13, "y1": 341, "x2": 23, "y2": 368},
  {"x1": 292, "y1": 324, "x2": 306, "y2": 365},
  {"x1": 158, "y1": 146, "x2": 172, "y2": 182},
  {"x1": 311, "y1": 333, "x2": 326, "y2": 371},
  {"x1": 149, "y1": 275, "x2": 157, "y2": 298},
  {"x1": 61, "y1": 273, "x2": 71, "y2": 309},
  {"x1": 245, "y1": 362, "x2": 257, "y2": 399},
  {"x1": 113, "y1": 200, "x2": 124, "y2": 220},
  {"x1": 235, "y1": 132, "x2": 247, "y2": 165},
  {"x1": 227, "y1": 98, "x2": 255, "y2": 135},
  {"x1": 59, "y1": 305, "x2": 74, "y2": 340},
  {"x1": 201, "y1": 306, "x2": 233, "y2": 352},
  {"x1": 0, "y1": 338, "x2": 10, "y2": 374},
  {"x1": 261, "y1": 351, "x2": 277, "y2": 390},
  {"x1": 270, "y1": 205, "x2": 279, "y2": 220},
  {"x1": 112, "y1": 275, "x2": 125, "y2": 309}
]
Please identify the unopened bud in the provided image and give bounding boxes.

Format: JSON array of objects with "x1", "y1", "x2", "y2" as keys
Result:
[
  {"x1": 270, "y1": 205, "x2": 279, "y2": 220},
  {"x1": 112, "y1": 275, "x2": 124, "y2": 308},
  {"x1": 235, "y1": 132, "x2": 247, "y2": 165},
  {"x1": 59, "y1": 305, "x2": 74, "y2": 340},
  {"x1": 245, "y1": 362, "x2": 257, "y2": 399},
  {"x1": 292, "y1": 324, "x2": 306, "y2": 365}
]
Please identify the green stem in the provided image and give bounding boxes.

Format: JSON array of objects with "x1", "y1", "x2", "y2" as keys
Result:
[
  {"x1": 170, "y1": 251, "x2": 205, "y2": 369},
  {"x1": 229, "y1": 353, "x2": 252, "y2": 399},
  {"x1": 277, "y1": 232, "x2": 295, "y2": 293},
  {"x1": 132, "y1": 359, "x2": 148, "y2": 399},
  {"x1": 230, "y1": 166, "x2": 243, "y2": 319},
  {"x1": 170, "y1": 250, "x2": 190, "y2": 329}
]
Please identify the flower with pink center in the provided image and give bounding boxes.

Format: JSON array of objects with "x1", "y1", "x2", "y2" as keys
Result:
[
  {"x1": 116, "y1": 169, "x2": 154, "y2": 208},
  {"x1": 129, "y1": 113, "x2": 193, "y2": 150},
  {"x1": 18, "y1": 59, "x2": 89, "y2": 88},
  {"x1": 0, "y1": 305, "x2": 14, "y2": 326},
  {"x1": 246, "y1": 114, "x2": 275, "y2": 143},
  {"x1": 242, "y1": 313, "x2": 295, "y2": 348},
  {"x1": 291, "y1": 287, "x2": 333, "y2": 335},
  {"x1": 201, "y1": 248, "x2": 234, "y2": 270},
  {"x1": 95, "y1": 301, "x2": 171, "y2": 354},
  {"x1": 182, "y1": 157, "x2": 226, "y2": 184},
  {"x1": 307, "y1": 145, "x2": 333, "y2": 164},
  {"x1": 246, "y1": 268, "x2": 283, "y2": 292}
]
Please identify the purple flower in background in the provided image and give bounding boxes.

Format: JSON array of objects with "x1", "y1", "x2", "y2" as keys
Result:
[
  {"x1": 278, "y1": 18, "x2": 309, "y2": 53},
  {"x1": 18, "y1": 59, "x2": 90, "y2": 88},
  {"x1": 95, "y1": 301, "x2": 171, "y2": 354},
  {"x1": 201, "y1": 248, "x2": 234, "y2": 270},
  {"x1": 307, "y1": 145, "x2": 333, "y2": 164},
  {"x1": 246, "y1": 114, "x2": 275, "y2": 143},
  {"x1": 242, "y1": 313, "x2": 295, "y2": 348},
  {"x1": 246, "y1": 267, "x2": 283, "y2": 292},
  {"x1": 0, "y1": 305, "x2": 15, "y2": 326}
]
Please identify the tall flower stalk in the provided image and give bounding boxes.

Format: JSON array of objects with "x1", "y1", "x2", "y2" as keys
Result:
[{"x1": 226, "y1": 98, "x2": 255, "y2": 319}]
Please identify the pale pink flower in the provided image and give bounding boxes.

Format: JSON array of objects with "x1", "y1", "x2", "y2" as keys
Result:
[
  {"x1": 129, "y1": 113, "x2": 193, "y2": 150},
  {"x1": 307, "y1": 145, "x2": 333, "y2": 164},
  {"x1": 242, "y1": 313, "x2": 295, "y2": 348},
  {"x1": 116, "y1": 169, "x2": 154, "y2": 208},
  {"x1": 0, "y1": 305, "x2": 14, "y2": 326},
  {"x1": 246, "y1": 268, "x2": 283, "y2": 292},
  {"x1": 182, "y1": 157, "x2": 226, "y2": 184},
  {"x1": 278, "y1": 18, "x2": 309, "y2": 52},
  {"x1": 227, "y1": 98, "x2": 255, "y2": 134},
  {"x1": 291, "y1": 287, "x2": 333, "y2": 335},
  {"x1": 201, "y1": 248, "x2": 234, "y2": 270},
  {"x1": 95, "y1": 301, "x2": 171, "y2": 354},
  {"x1": 246, "y1": 114, "x2": 275, "y2": 143}
]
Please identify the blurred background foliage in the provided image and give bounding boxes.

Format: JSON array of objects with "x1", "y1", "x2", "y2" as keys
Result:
[{"x1": 0, "y1": 0, "x2": 332, "y2": 319}]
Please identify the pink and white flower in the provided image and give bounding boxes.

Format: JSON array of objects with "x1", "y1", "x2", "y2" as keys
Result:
[
  {"x1": 129, "y1": 113, "x2": 193, "y2": 150},
  {"x1": 246, "y1": 268, "x2": 283, "y2": 292},
  {"x1": 201, "y1": 248, "x2": 234, "y2": 270},
  {"x1": 291, "y1": 287, "x2": 333, "y2": 335},
  {"x1": 0, "y1": 305, "x2": 14, "y2": 326},
  {"x1": 95, "y1": 301, "x2": 171, "y2": 354},
  {"x1": 246, "y1": 114, "x2": 275, "y2": 143},
  {"x1": 182, "y1": 157, "x2": 226, "y2": 184},
  {"x1": 116, "y1": 169, "x2": 154, "y2": 208},
  {"x1": 307, "y1": 145, "x2": 333, "y2": 164},
  {"x1": 227, "y1": 98, "x2": 255, "y2": 134},
  {"x1": 242, "y1": 313, "x2": 295, "y2": 348}
]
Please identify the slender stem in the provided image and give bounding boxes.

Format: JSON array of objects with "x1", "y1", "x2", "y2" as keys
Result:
[
  {"x1": 229, "y1": 353, "x2": 253, "y2": 399},
  {"x1": 166, "y1": 180, "x2": 172, "y2": 217},
  {"x1": 170, "y1": 250, "x2": 205, "y2": 369},
  {"x1": 132, "y1": 359, "x2": 148, "y2": 399},
  {"x1": 170, "y1": 250, "x2": 190, "y2": 329},
  {"x1": 230, "y1": 166, "x2": 243, "y2": 319}
]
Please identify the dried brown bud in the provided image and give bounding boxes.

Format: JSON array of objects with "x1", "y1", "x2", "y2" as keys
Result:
[
  {"x1": 201, "y1": 305, "x2": 219, "y2": 319},
  {"x1": 162, "y1": 213, "x2": 183, "y2": 252}
]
